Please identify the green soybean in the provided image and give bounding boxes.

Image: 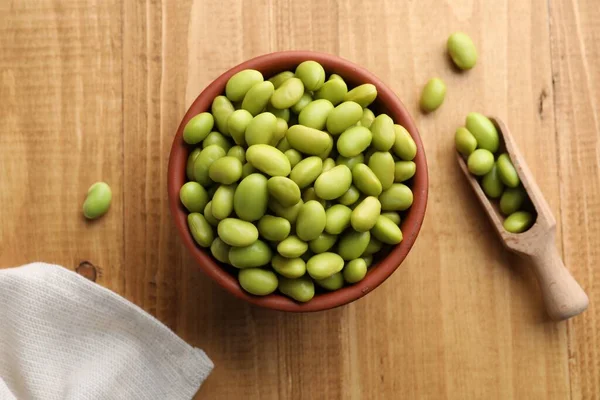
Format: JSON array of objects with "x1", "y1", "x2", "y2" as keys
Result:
[
  {"x1": 326, "y1": 101, "x2": 363, "y2": 135},
  {"x1": 227, "y1": 109, "x2": 253, "y2": 146},
  {"x1": 245, "y1": 112, "x2": 277, "y2": 146},
  {"x1": 238, "y1": 268, "x2": 278, "y2": 296},
  {"x1": 455, "y1": 127, "x2": 477, "y2": 156},
  {"x1": 227, "y1": 146, "x2": 246, "y2": 163},
  {"x1": 298, "y1": 99, "x2": 334, "y2": 130},
  {"x1": 271, "y1": 77, "x2": 305, "y2": 109},
  {"x1": 187, "y1": 213, "x2": 214, "y2": 247},
  {"x1": 242, "y1": 81, "x2": 275, "y2": 116},
  {"x1": 268, "y1": 71, "x2": 294, "y2": 89},
  {"x1": 497, "y1": 153, "x2": 520, "y2": 188},
  {"x1": 394, "y1": 161, "x2": 416, "y2": 182},
  {"x1": 371, "y1": 215, "x2": 403, "y2": 244},
  {"x1": 286, "y1": 125, "x2": 332, "y2": 156},
  {"x1": 229, "y1": 240, "x2": 273, "y2": 268},
  {"x1": 271, "y1": 118, "x2": 288, "y2": 146},
  {"x1": 503, "y1": 211, "x2": 534, "y2": 233},
  {"x1": 338, "y1": 185, "x2": 361, "y2": 206},
  {"x1": 210, "y1": 238, "x2": 231, "y2": 264},
  {"x1": 370, "y1": 114, "x2": 395, "y2": 151},
  {"x1": 392, "y1": 125, "x2": 417, "y2": 161},
  {"x1": 419, "y1": 78, "x2": 446, "y2": 112},
  {"x1": 278, "y1": 275, "x2": 315, "y2": 302},
  {"x1": 343, "y1": 258, "x2": 368, "y2": 283},
  {"x1": 269, "y1": 199, "x2": 303, "y2": 224},
  {"x1": 290, "y1": 156, "x2": 323, "y2": 188},
  {"x1": 359, "y1": 108, "x2": 375, "y2": 128},
  {"x1": 241, "y1": 162, "x2": 257, "y2": 178},
  {"x1": 467, "y1": 148, "x2": 494, "y2": 176},
  {"x1": 306, "y1": 252, "x2": 344, "y2": 280},
  {"x1": 379, "y1": 183, "x2": 413, "y2": 211},
  {"x1": 368, "y1": 152, "x2": 395, "y2": 190},
  {"x1": 325, "y1": 204, "x2": 352, "y2": 235},
  {"x1": 226, "y1": 69, "x2": 264, "y2": 102},
  {"x1": 465, "y1": 112, "x2": 499, "y2": 153},
  {"x1": 193, "y1": 145, "x2": 226, "y2": 186},
  {"x1": 290, "y1": 92, "x2": 313, "y2": 114},
  {"x1": 351, "y1": 196, "x2": 381, "y2": 232},
  {"x1": 315, "y1": 272, "x2": 344, "y2": 291},
  {"x1": 83, "y1": 182, "x2": 112, "y2": 219},
  {"x1": 258, "y1": 215, "x2": 291, "y2": 241},
  {"x1": 208, "y1": 156, "x2": 242, "y2": 184},
  {"x1": 277, "y1": 137, "x2": 291, "y2": 152},
  {"x1": 352, "y1": 164, "x2": 382, "y2": 196},
  {"x1": 234, "y1": 173, "x2": 268, "y2": 221},
  {"x1": 246, "y1": 144, "x2": 291, "y2": 176},
  {"x1": 267, "y1": 176, "x2": 301, "y2": 207},
  {"x1": 203, "y1": 131, "x2": 232, "y2": 152},
  {"x1": 203, "y1": 201, "x2": 219, "y2": 226},
  {"x1": 186, "y1": 148, "x2": 202, "y2": 181},
  {"x1": 315, "y1": 77, "x2": 347, "y2": 106},
  {"x1": 317, "y1": 137, "x2": 334, "y2": 160},
  {"x1": 337, "y1": 126, "x2": 372, "y2": 157},
  {"x1": 284, "y1": 149, "x2": 303, "y2": 168},
  {"x1": 212, "y1": 184, "x2": 236, "y2": 220},
  {"x1": 481, "y1": 163, "x2": 504, "y2": 199},
  {"x1": 338, "y1": 230, "x2": 370, "y2": 260},
  {"x1": 500, "y1": 187, "x2": 527, "y2": 216},
  {"x1": 266, "y1": 104, "x2": 291, "y2": 122},
  {"x1": 309, "y1": 233, "x2": 337, "y2": 254},
  {"x1": 277, "y1": 235, "x2": 308, "y2": 258},
  {"x1": 217, "y1": 218, "x2": 259, "y2": 247},
  {"x1": 183, "y1": 113, "x2": 214, "y2": 144},
  {"x1": 363, "y1": 237, "x2": 383, "y2": 256},
  {"x1": 381, "y1": 211, "x2": 401, "y2": 225},
  {"x1": 447, "y1": 32, "x2": 478, "y2": 70},
  {"x1": 344, "y1": 84, "x2": 377, "y2": 107},
  {"x1": 272, "y1": 255, "x2": 306, "y2": 279},
  {"x1": 302, "y1": 187, "x2": 326, "y2": 208},
  {"x1": 322, "y1": 158, "x2": 336, "y2": 173},
  {"x1": 179, "y1": 181, "x2": 208, "y2": 213},
  {"x1": 296, "y1": 200, "x2": 326, "y2": 241},
  {"x1": 336, "y1": 154, "x2": 364, "y2": 170},
  {"x1": 314, "y1": 165, "x2": 352, "y2": 200},
  {"x1": 295, "y1": 60, "x2": 326, "y2": 91},
  {"x1": 211, "y1": 96, "x2": 235, "y2": 136}
]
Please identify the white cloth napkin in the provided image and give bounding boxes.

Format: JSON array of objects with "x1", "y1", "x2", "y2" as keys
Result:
[{"x1": 0, "y1": 263, "x2": 213, "y2": 400}]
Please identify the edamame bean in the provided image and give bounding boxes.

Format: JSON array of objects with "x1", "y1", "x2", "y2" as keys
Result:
[
  {"x1": 286, "y1": 125, "x2": 332, "y2": 156},
  {"x1": 447, "y1": 32, "x2": 478, "y2": 70},
  {"x1": 315, "y1": 77, "x2": 347, "y2": 105},
  {"x1": 467, "y1": 148, "x2": 494, "y2": 176},
  {"x1": 315, "y1": 272, "x2": 344, "y2": 291},
  {"x1": 290, "y1": 156, "x2": 323, "y2": 188},
  {"x1": 368, "y1": 152, "x2": 395, "y2": 190},
  {"x1": 371, "y1": 215, "x2": 403, "y2": 244},
  {"x1": 298, "y1": 99, "x2": 334, "y2": 130},
  {"x1": 481, "y1": 163, "x2": 504, "y2": 198},
  {"x1": 210, "y1": 238, "x2": 231, "y2": 264},
  {"x1": 284, "y1": 149, "x2": 302, "y2": 168},
  {"x1": 242, "y1": 81, "x2": 275, "y2": 116},
  {"x1": 179, "y1": 181, "x2": 208, "y2": 213},
  {"x1": 381, "y1": 211, "x2": 401, "y2": 225},
  {"x1": 500, "y1": 187, "x2": 526, "y2": 216},
  {"x1": 362, "y1": 255, "x2": 374, "y2": 267},
  {"x1": 271, "y1": 118, "x2": 288, "y2": 146},
  {"x1": 186, "y1": 148, "x2": 202, "y2": 180},
  {"x1": 258, "y1": 215, "x2": 291, "y2": 241},
  {"x1": 322, "y1": 158, "x2": 336, "y2": 173},
  {"x1": 317, "y1": 137, "x2": 334, "y2": 160},
  {"x1": 245, "y1": 112, "x2": 277, "y2": 146},
  {"x1": 296, "y1": 200, "x2": 326, "y2": 241},
  {"x1": 192, "y1": 145, "x2": 226, "y2": 185},
  {"x1": 336, "y1": 154, "x2": 364, "y2": 170},
  {"x1": 267, "y1": 176, "x2": 301, "y2": 207},
  {"x1": 277, "y1": 137, "x2": 291, "y2": 152},
  {"x1": 394, "y1": 161, "x2": 416, "y2": 182},
  {"x1": 326, "y1": 101, "x2": 363, "y2": 135},
  {"x1": 272, "y1": 255, "x2": 306, "y2": 278},
  {"x1": 241, "y1": 162, "x2": 256, "y2": 178},
  {"x1": 227, "y1": 146, "x2": 246, "y2": 163},
  {"x1": 217, "y1": 218, "x2": 259, "y2": 247},
  {"x1": 497, "y1": 153, "x2": 520, "y2": 188},
  {"x1": 337, "y1": 126, "x2": 372, "y2": 157},
  {"x1": 309, "y1": 233, "x2": 337, "y2": 254},
  {"x1": 301, "y1": 187, "x2": 326, "y2": 207},
  {"x1": 338, "y1": 230, "x2": 370, "y2": 260},
  {"x1": 351, "y1": 196, "x2": 381, "y2": 232},
  {"x1": 329, "y1": 74, "x2": 343, "y2": 80},
  {"x1": 229, "y1": 240, "x2": 273, "y2": 268},
  {"x1": 271, "y1": 77, "x2": 305, "y2": 109},
  {"x1": 188, "y1": 213, "x2": 214, "y2": 247},
  {"x1": 295, "y1": 61, "x2": 326, "y2": 91},
  {"x1": 344, "y1": 84, "x2": 377, "y2": 107},
  {"x1": 203, "y1": 131, "x2": 232, "y2": 152},
  {"x1": 314, "y1": 165, "x2": 352, "y2": 200},
  {"x1": 83, "y1": 182, "x2": 112, "y2": 219},
  {"x1": 343, "y1": 258, "x2": 367, "y2": 283},
  {"x1": 266, "y1": 104, "x2": 290, "y2": 122},
  {"x1": 455, "y1": 127, "x2": 477, "y2": 156},
  {"x1": 238, "y1": 268, "x2": 278, "y2": 296},
  {"x1": 352, "y1": 164, "x2": 382, "y2": 196},
  {"x1": 392, "y1": 125, "x2": 417, "y2": 161},
  {"x1": 203, "y1": 201, "x2": 219, "y2": 226},
  {"x1": 212, "y1": 96, "x2": 235, "y2": 136},
  {"x1": 325, "y1": 204, "x2": 352, "y2": 234},
  {"x1": 370, "y1": 114, "x2": 395, "y2": 151},
  {"x1": 419, "y1": 78, "x2": 446, "y2": 112},
  {"x1": 208, "y1": 156, "x2": 242, "y2": 184},
  {"x1": 183, "y1": 113, "x2": 214, "y2": 144},
  {"x1": 246, "y1": 144, "x2": 291, "y2": 176},
  {"x1": 363, "y1": 237, "x2": 383, "y2": 256},
  {"x1": 338, "y1": 185, "x2": 361, "y2": 206},
  {"x1": 465, "y1": 112, "x2": 499, "y2": 153},
  {"x1": 379, "y1": 183, "x2": 413, "y2": 211},
  {"x1": 234, "y1": 173, "x2": 268, "y2": 221},
  {"x1": 306, "y1": 252, "x2": 344, "y2": 280},
  {"x1": 359, "y1": 108, "x2": 375, "y2": 128},
  {"x1": 503, "y1": 211, "x2": 534, "y2": 233},
  {"x1": 268, "y1": 71, "x2": 294, "y2": 89},
  {"x1": 226, "y1": 69, "x2": 264, "y2": 102},
  {"x1": 269, "y1": 199, "x2": 303, "y2": 224},
  {"x1": 290, "y1": 92, "x2": 313, "y2": 114},
  {"x1": 277, "y1": 235, "x2": 308, "y2": 258},
  {"x1": 227, "y1": 109, "x2": 253, "y2": 146},
  {"x1": 211, "y1": 184, "x2": 236, "y2": 220},
  {"x1": 278, "y1": 275, "x2": 315, "y2": 302}
]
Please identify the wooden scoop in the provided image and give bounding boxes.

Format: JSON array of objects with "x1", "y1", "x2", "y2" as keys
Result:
[{"x1": 457, "y1": 117, "x2": 588, "y2": 320}]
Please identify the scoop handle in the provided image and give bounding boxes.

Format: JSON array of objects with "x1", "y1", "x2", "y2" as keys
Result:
[{"x1": 527, "y1": 238, "x2": 588, "y2": 320}]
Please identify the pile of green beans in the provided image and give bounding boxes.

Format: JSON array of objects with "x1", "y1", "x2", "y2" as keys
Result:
[
  {"x1": 455, "y1": 113, "x2": 534, "y2": 233},
  {"x1": 180, "y1": 61, "x2": 418, "y2": 302}
]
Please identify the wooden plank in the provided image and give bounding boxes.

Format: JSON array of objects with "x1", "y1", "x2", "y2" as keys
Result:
[
  {"x1": 549, "y1": 0, "x2": 600, "y2": 398},
  {"x1": 0, "y1": 0, "x2": 123, "y2": 289}
]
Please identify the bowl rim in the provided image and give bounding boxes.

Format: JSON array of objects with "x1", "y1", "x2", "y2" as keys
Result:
[{"x1": 168, "y1": 50, "x2": 428, "y2": 312}]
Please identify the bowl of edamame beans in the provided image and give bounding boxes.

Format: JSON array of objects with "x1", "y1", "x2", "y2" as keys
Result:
[{"x1": 168, "y1": 51, "x2": 428, "y2": 311}]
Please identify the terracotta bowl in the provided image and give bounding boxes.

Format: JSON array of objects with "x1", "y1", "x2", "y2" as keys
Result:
[{"x1": 168, "y1": 51, "x2": 428, "y2": 312}]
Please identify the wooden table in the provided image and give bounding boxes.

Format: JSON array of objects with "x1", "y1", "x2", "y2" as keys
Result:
[{"x1": 1, "y1": 1, "x2": 598, "y2": 398}]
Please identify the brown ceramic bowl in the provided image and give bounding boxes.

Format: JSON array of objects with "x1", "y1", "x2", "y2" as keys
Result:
[{"x1": 168, "y1": 51, "x2": 428, "y2": 312}]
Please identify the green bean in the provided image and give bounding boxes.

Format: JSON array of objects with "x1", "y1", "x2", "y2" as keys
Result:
[
  {"x1": 245, "y1": 112, "x2": 277, "y2": 146},
  {"x1": 268, "y1": 71, "x2": 294, "y2": 89},
  {"x1": 295, "y1": 60, "x2": 326, "y2": 91},
  {"x1": 234, "y1": 173, "x2": 268, "y2": 221},
  {"x1": 344, "y1": 84, "x2": 377, "y2": 107},
  {"x1": 186, "y1": 148, "x2": 202, "y2": 181},
  {"x1": 500, "y1": 187, "x2": 526, "y2": 216},
  {"x1": 368, "y1": 152, "x2": 395, "y2": 190},
  {"x1": 351, "y1": 196, "x2": 381, "y2": 232},
  {"x1": 277, "y1": 235, "x2": 309, "y2": 258},
  {"x1": 229, "y1": 240, "x2": 273, "y2": 268},
  {"x1": 187, "y1": 213, "x2": 214, "y2": 247},
  {"x1": 336, "y1": 154, "x2": 364, "y2": 170},
  {"x1": 272, "y1": 255, "x2": 306, "y2": 279},
  {"x1": 447, "y1": 32, "x2": 478, "y2": 70},
  {"x1": 290, "y1": 92, "x2": 313, "y2": 114},
  {"x1": 343, "y1": 258, "x2": 367, "y2": 283},
  {"x1": 322, "y1": 158, "x2": 336, "y2": 173},
  {"x1": 309, "y1": 233, "x2": 338, "y2": 254},
  {"x1": 227, "y1": 146, "x2": 246, "y2": 163},
  {"x1": 211, "y1": 96, "x2": 235, "y2": 136},
  {"x1": 352, "y1": 164, "x2": 382, "y2": 196},
  {"x1": 241, "y1": 162, "x2": 257, "y2": 179},
  {"x1": 419, "y1": 78, "x2": 446, "y2": 112},
  {"x1": 338, "y1": 185, "x2": 361, "y2": 206},
  {"x1": 271, "y1": 77, "x2": 305, "y2": 109},
  {"x1": 278, "y1": 275, "x2": 315, "y2": 302},
  {"x1": 227, "y1": 109, "x2": 253, "y2": 146},
  {"x1": 306, "y1": 252, "x2": 344, "y2": 280},
  {"x1": 268, "y1": 198, "x2": 303, "y2": 224},
  {"x1": 226, "y1": 69, "x2": 264, "y2": 102},
  {"x1": 338, "y1": 230, "x2": 371, "y2": 260},
  {"x1": 465, "y1": 113, "x2": 499, "y2": 153},
  {"x1": 455, "y1": 127, "x2": 477, "y2": 156},
  {"x1": 284, "y1": 149, "x2": 303, "y2": 168},
  {"x1": 296, "y1": 200, "x2": 327, "y2": 241},
  {"x1": 267, "y1": 176, "x2": 301, "y2": 207},
  {"x1": 203, "y1": 202, "x2": 219, "y2": 226},
  {"x1": 315, "y1": 77, "x2": 347, "y2": 106},
  {"x1": 192, "y1": 145, "x2": 226, "y2": 186},
  {"x1": 210, "y1": 237, "x2": 231, "y2": 264},
  {"x1": 238, "y1": 268, "x2": 278, "y2": 296},
  {"x1": 326, "y1": 101, "x2": 363, "y2": 135},
  {"x1": 183, "y1": 113, "x2": 214, "y2": 144},
  {"x1": 286, "y1": 125, "x2": 332, "y2": 156},
  {"x1": 217, "y1": 218, "x2": 259, "y2": 247},
  {"x1": 392, "y1": 125, "x2": 417, "y2": 161},
  {"x1": 497, "y1": 153, "x2": 520, "y2": 188},
  {"x1": 379, "y1": 183, "x2": 413, "y2": 211},
  {"x1": 371, "y1": 215, "x2": 403, "y2": 244},
  {"x1": 369, "y1": 114, "x2": 395, "y2": 151},
  {"x1": 82, "y1": 182, "x2": 112, "y2": 219},
  {"x1": 314, "y1": 165, "x2": 352, "y2": 200},
  {"x1": 246, "y1": 144, "x2": 291, "y2": 176},
  {"x1": 337, "y1": 126, "x2": 372, "y2": 157},
  {"x1": 481, "y1": 163, "x2": 504, "y2": 198},
  {"x1": 208, "y1": 156, "x2": 242, "y2": 184},
  {"x1": 290, "y1": 156, "x2": 323, "y2": 188},
  {"x1": 258, "y1": 215, "x2": 291, "y2": 241},
  {"x1": 362, "y1": 237, "x2": 383, "y2": 256},
  {"x1": 503, "y1": 211, "x2": 534, "y2": 233},
  {"x1": 381, "y1": 211, "x2": 401, "y2": 225},
  {"x1": 242, "y1": 81, "x2": 275, "y2": 116},
  {"x1": 266, "y1": 103, "x2": 291, "y2": 122},
  {"x1": 211, "y1": 184, "x2": 236, "y2": 220},
  {"x1": 315, "y1": 272, "x2": 344, "y2": 291},
  {"x1": 324, "y1": 204, "x2": 352, "y2": 235},
  {"x1": 394, "y1": 161, "x2": 416, "y2": 182},
  {"x1": 467, "y1": 148, "x2": 494, "y2": 176},
  {"x1": 203, "y1": 131, "x2": 232, "y2": 152},
  {"x1": 359, "y1": 108, "x2": 375, "y2": 128},
  {"x1": 271, "y1": 118, "x2": 288, "y2": 146},
  {"x1": 179, "y1": 182, "x2": 208, "y2": 213},
  {"x1": 301, "y1": 187, "x2": 327, "y2": 208},
  {"x1": 298, "y1": 99, "x2": 334, "y2": 130}
]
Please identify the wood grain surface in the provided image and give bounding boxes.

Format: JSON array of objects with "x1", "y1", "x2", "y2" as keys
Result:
[{"x1": 0, "y1": 0, "x2": 598, "y2": 399}]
